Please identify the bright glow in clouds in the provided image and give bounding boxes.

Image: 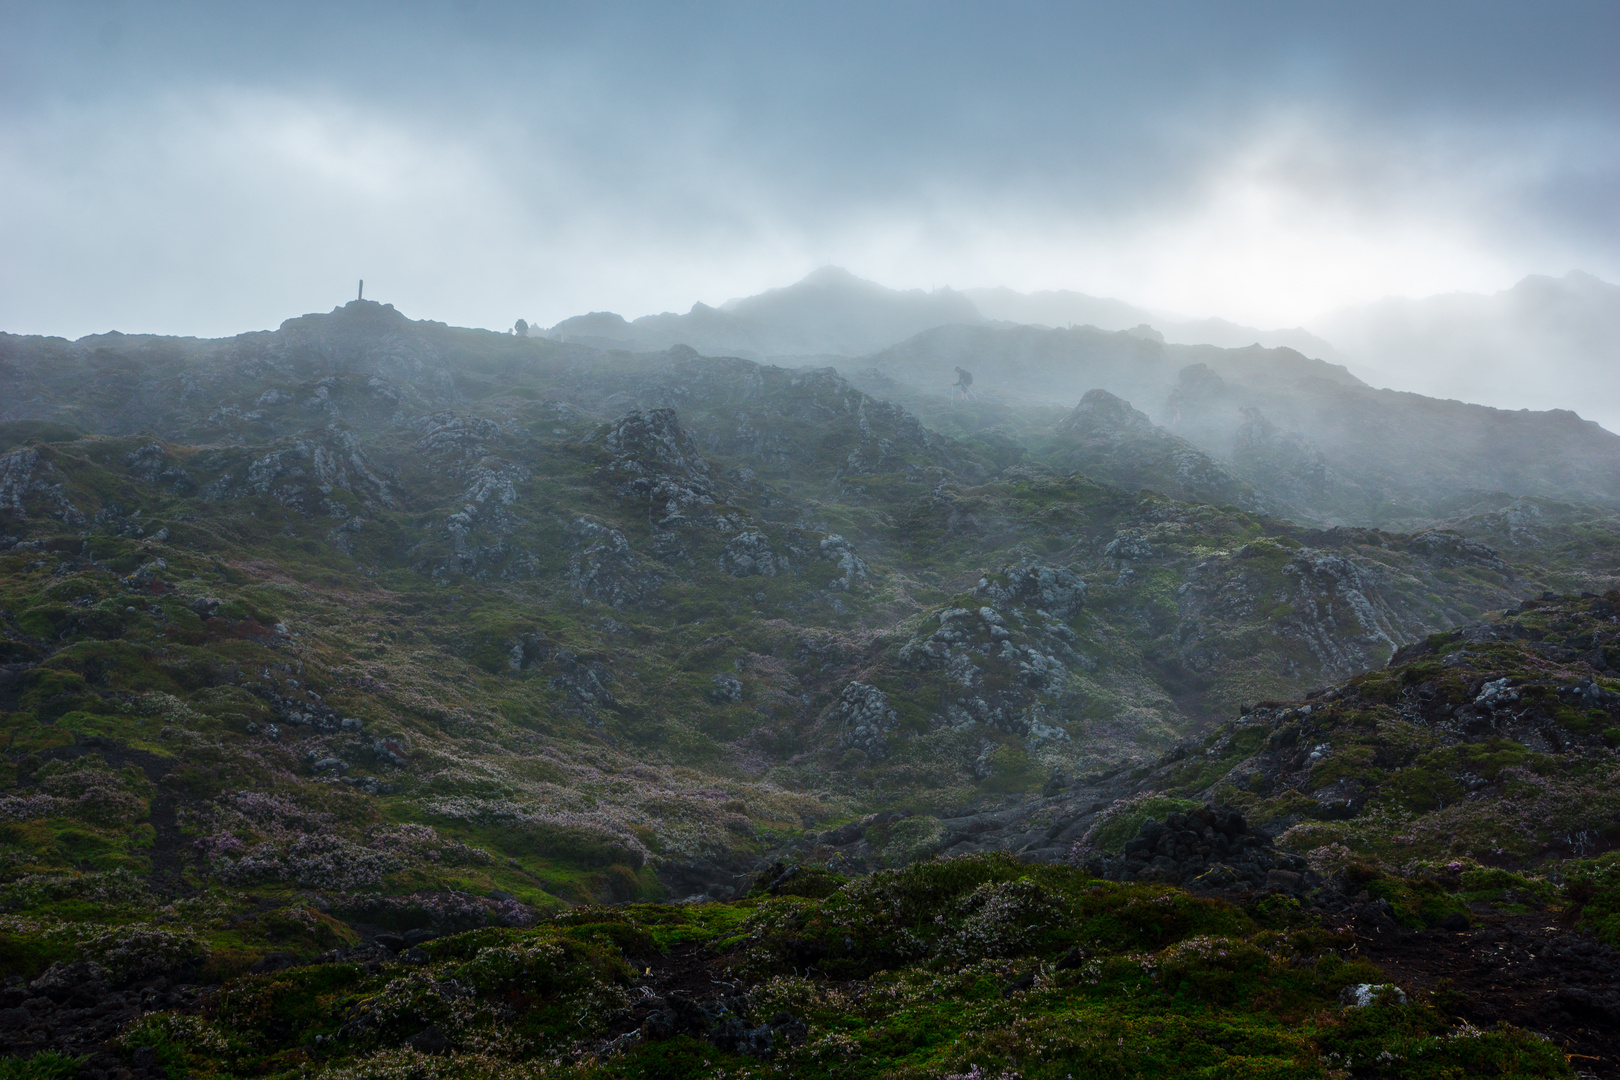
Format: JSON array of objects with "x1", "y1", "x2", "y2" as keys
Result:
[{"x1": 0, "y1": 87, "x2": 1611, "y2": 339}]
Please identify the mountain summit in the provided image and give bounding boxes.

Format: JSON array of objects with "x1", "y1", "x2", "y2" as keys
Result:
[{"x1": 547, "y1": 266, "x2": 982, "y2": 358}]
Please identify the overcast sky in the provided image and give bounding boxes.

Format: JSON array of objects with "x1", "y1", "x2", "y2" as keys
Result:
[{"x1": 2, "y1": 0, "x2": 1617, "y2": 339}]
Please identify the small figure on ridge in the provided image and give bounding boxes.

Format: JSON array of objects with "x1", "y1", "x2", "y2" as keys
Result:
[{"x1": 953, "y1": 366, "x2": 974, "y2": 401}]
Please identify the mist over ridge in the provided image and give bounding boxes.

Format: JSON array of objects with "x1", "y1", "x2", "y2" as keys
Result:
[{"x1": 533, "y1": 264, "x2": 1620, "y2": 436}]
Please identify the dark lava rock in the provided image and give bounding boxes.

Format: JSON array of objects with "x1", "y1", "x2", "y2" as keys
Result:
[
  {"x1": 767, "y1": 1010, "x2": 807, "y2": 1047},
  {"x1": 405, "y1": 1023, "x2": 451, "y2": 1053},
  {"x1": 1083, "y1": 804, "x2": 1313, "y2": 892},
  {"x1": 28, "y1": 961, "x2": 107, "y2": 1003},
  {"x1": 708, "y1": 1015, "x2": 774, "y2": 1057},
  {"x1": 642, "y1": 991, "x2": 716, "y2": 1041},
  {"x1": 250, "y1": 951, "x2": 299, "y2": 974}
]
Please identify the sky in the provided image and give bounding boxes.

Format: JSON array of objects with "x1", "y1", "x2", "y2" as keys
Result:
[{"x1": 2, "y1": 0, "x2": 1618, "y2": 340}]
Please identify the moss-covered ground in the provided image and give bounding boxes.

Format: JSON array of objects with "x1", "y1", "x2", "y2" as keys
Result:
[{"x1": 107, "y1": 856, "x2": 1573, "y2": 1079}]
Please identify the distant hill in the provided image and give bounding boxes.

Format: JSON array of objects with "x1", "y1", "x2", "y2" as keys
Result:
[
  {"x1": 544, "y1": 269, "x2": 1340, "y2": 364},
  {"x1": 540, "y1": 269, "x2": 1620, "y2": 439},
  {"x1": 966, "y1": 286, "x2": 1342, "y2": 359},
  {"x1": 547, "y1": 266, "x2": 983, "y2": 358},
  {"x1": 863, "y1": 322, "x2": 1620, "y2": 524},
  {"x1": 1312, "y1": 270, "x2": 1620, "y2": 433},
  {"x1": 864, "y1": 322, "x2": 1362, "y2": 415}
]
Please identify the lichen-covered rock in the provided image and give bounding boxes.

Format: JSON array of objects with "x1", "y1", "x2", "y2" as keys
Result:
[
  {"x1": 718, "y1": 530, "x2": 787, "y2": 577},
  {"x1": 0, "y1": 447, "x2": 84, "y2": 523},
  {"x1": 593, "y1": 408, "x2": 717, "y2": 519},
  {"x1": 0, "y1": 448, "x2": 41, "y2": 518},
  {"x1": 567, "y1": 518, "x2": 660, "y2": 608},
  {"x1": 819, "y1": 534, "x2": 869, "y2": 590},
  {"x1": 550, "y1": 649, "x2": 616, "y2": 710},
  {"x1": 708, "y1": 673, "x2": 745, "y2": 703},
  {"x1": 413, "y1": 412, "x2": 507, "y2": 459},
  {"x1": 975, "y1": 562, "x2": 1087, "y2": 619},
  {"x1": 828, "y1": 682, "x2": 898, "y2": 760},
  {"x1": 207, "y1": 428, "x2": 396, "y2": 514},
  {"x1": 124, "y1": 441, "x2": 196, "y2": 492},
  {"x1": 1102, "y1": 530, "x2": 1155, "y2": 561}
]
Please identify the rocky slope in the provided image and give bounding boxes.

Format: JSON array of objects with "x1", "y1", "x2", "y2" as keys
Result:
[
  {"x1": 8, "y1": 582, "x2": 1620, "y2": 1076},
  {"x1": 2, "y1": 300, "x2": 1619, "y2": 1077}
]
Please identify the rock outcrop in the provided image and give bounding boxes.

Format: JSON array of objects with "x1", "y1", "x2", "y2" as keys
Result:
[
  {"x1": 1081, "y1": 805, "x2": 1314, "y2": 892},
  {"x1": 1051, "y1": 389, "x2": 1262, "y2": 511}
]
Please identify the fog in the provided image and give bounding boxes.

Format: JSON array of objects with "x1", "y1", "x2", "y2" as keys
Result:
[{"x1": 2, "y1": 2, "x2": 1617, "y2": 417}]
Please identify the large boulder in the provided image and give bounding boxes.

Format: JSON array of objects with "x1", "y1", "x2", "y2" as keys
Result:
[{"x1": 1082, "y1": 805, "x2": 1313, "y2": 892}]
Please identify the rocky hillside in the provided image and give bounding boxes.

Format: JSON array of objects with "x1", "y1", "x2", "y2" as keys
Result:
[
  {"x1": 2, "y1": 299, "x2": 1619, "y2": 1077},
  {"x1": 0, "y1": 302, "x2": 1607, "y2": 888}
]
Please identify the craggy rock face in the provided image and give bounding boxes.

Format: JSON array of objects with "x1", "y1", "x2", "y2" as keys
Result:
[
  {"x1": 232, "y1": 428, "x2": 396, "y2": 514},
  {"x1": 567, "y1": 517, "x2": 660, "y2": 608},
  {"x1": 817, "y1": 534, "x2": 868, "y2": 590},
  {"x1": 597, "y1": 408, "x2": 712, "y2": 488},
  {"x1": 827, "y1": 681, "x2": 899, "y2": 760},
  {"x1": 718, "y1": 530, "x2": 787, "y2": 578},
  {"x1": 975, "y1": 562, "x2": 1088, "y2": 620},
  {"x1": 895, "y1": 590, "x2": 1087, "y2": 752},
  {"x1": 0, "y1": 447, "x2": 84, "y2": 524}
]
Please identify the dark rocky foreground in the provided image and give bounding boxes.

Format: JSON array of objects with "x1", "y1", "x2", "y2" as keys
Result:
[
  {"x1": 1, "y1": 963, "x2": 186, "y2": 1079},
  {"x1": 1350, "y1": 912, "x2": 1620, "y2": 1078},
  {"x1": 6, "y1": 847, "x2": 1620, "y2": 1078}
]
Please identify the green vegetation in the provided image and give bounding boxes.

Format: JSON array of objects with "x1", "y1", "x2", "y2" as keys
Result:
[{"x1": 107, "y1": 856, "x2": 1573, "y2": 1079}]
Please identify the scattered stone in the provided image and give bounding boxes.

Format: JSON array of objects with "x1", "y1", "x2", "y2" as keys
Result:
[
  {"x1": 1339, "y1": 983, "x2": 1407, "y2": 1008},
  {"x1": 976, "y1": 562, "x2": 1087, "y2": 619}
]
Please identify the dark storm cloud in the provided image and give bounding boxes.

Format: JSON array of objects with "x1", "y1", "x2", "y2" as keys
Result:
[{"x1": 1, "y1": 0, "x2": 1617, "y2": 336}]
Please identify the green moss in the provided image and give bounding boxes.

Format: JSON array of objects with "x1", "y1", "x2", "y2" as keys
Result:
[
  {"x1": 1567, "y1": 852, "x2": 1620, "y2": 946},
  {"x1": 1457, "y1": 866, "x2": 1557, "y2": 910},
  {"x1": 1358, "y1": 871, "x2": 1469, "y2": 930},
  {"x1": 1088, "y1": 796, "x2": 1203, "y2": 853},
  {"x1": 0, "y1": 1050, "x2": 84, "y2": 1080}
]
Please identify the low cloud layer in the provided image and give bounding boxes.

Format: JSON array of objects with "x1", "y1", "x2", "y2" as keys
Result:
[{"x1": 2, "y1": 2, "x2": 1617, "y2": 341}]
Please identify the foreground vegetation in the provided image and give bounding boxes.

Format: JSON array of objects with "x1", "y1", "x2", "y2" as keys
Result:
[{"x1": 17, "y1": 855, "x2": 1573, "y2": 1079}]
